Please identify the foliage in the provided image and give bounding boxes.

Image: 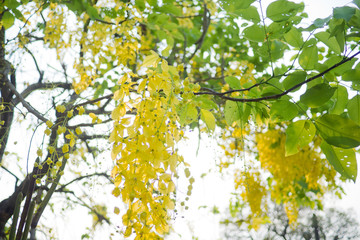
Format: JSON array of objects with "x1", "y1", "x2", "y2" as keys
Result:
[
  {"x1": 221, "y1": 203, "x2": 360, "y2": 240},
  {"x1": 0, "y1": 0, "x2": 360, "y2": 239}
]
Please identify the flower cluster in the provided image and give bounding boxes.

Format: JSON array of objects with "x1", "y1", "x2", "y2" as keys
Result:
[
  {"x1": 110, "y1": 56, "x2": 186, "y2": 238},
  {"x1": 255, "y1": 129, "x2": 338, "y2": 225}
]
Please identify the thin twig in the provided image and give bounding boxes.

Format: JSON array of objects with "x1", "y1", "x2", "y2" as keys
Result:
[
  {"x1": 73, "y1": 93, "x2": 113, "y2": 108},
  {"x1": 57, "y1": 172, "x2": 111, "y2": 191},
  {"x1": 0, "y1": 165, "x2": 20, "y2": 187},
  {"x1": 23, "y1": 46, "x2": 44, "y2": 82}
]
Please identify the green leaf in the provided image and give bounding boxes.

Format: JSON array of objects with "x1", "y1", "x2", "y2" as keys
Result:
[
  {"x1": 302, "y1": 16, "x2": 331, "y2": 31},
  {"x1": 86, "y1": 6, "x2": 101, "y2": 20},
  {"x1": 156, "y1": 29, "x2": 168, "y2": 40},
  {"x1": 316, "y1": 114, "x2": 360, "y2": 148},
  {"x1": 260, "y1": 85, "x2": 282, "y2": 97},
  {"x1": 2, "y1": 11, "x2": 15, "y2": 29},
  {"x1": 284, "y1": 27, "x2": 303, "y2": 48},
  {"x1": 313, "y1": 16, "x2": 331, "y2": 27},
  {"x1": 141, "y1": 50, "x2": 160, "y2": 67},
  {"x1": 335, "y1": 30, "x2": 345, "y2": 53},
  {"x1": 161, "y1": 35, "x2": 174, "y2": 57},
  {"x1": 224, "y1": 101, "x2": 240, "y2": 126},
  {"x1": 171, "y1": 29, "x2": 184, "y2": 41},
  {"x1": 268, "y1": 21, "x2": 292, "y2": 39},
  {"x1": 257, "y1": 40, "x2": 288, "y2": 60},
  {"x1": 282, "y1": 71, "x2": 307, "y2": 92},
  {"x1": 329, "y1": 19, "x2": 345, "y2": 37},
  {"x1": 94, "y1": 80, "x2": 108, "y2": 98},
  {"x1": 299, "y1": 44, "x2": 318, "y2": 70},
  {"x1": 270, "y1": 100, "x2": 298, "y2": 121},
  {"x1": 321, "y1": 141, "x2": 357, "y2": 182},
  {"x1": 147, "y1": 0, "x2": 157, "y2": 7},
  {"x1": 347, "y1": 95, "x2": 360, "y2": 125},
  {"x1": 285, "y1": 120, "x2": 316, "y2": 156},
  {"x1": 315, "y1": 31, "x2": 341, "y2": 54},
  {"x1": 135, "y1": 0, "x2": 146, "y2": 11},
  {"x1": 163, "y1": 22, "x2": 178, "y2": 31},
  {"x1": 333, "y1": 6, "x2": 356, "y2": 22},
  {"x1": 354, "y1": 0, "x2": 360, "y2": 8},
  {"x1": 101, "y1": 7, "x2": 118, "y2": 18},
  {"x1": 224, "y1": 101, "x2": 250, "y2": 126},
  {"x1": 348, "y1": 9, "x2": 360, "y2": 28},
  {"x1": 66, "y1": 1, "x2": 84, "y2": 13},
  {"x1": 194, "y1": 96, "x2": 218, "y2": 110},
  {"x1": 266, "y1": 0, "x2": 303, "y2": 22},
  {"x1": 225, "y1": 76, "x2": 241, "y2": 89},
  {"x1": 329, "y1": 85, "x2": 348, "y2": 115},
  {"x1": 6, "y1": 0, "x2": 21, "y2": 9},
  {"x1": 220, "y1": 0, "x2": 256, "y2": 12},
  {"x1": 242, "y1": 103, "x2": 251, "y2": 124},
  {"x1": 243, "y1": 25, "x2": 265, "y2": 42},
  {"x1": 342, "y1": 69, "x2": 360, "y2": 82},
  {"x1": 300, "y1": 83, "x2": 336, "y2": 108},
  {"x1": 11, "y1": 8, "x2": 25, "y2": 22},
  {"x1": 200, "y1": 109, "x2": 216, "y2": 131},
  {"x1": 325, "y1": 56, "x2": 356, "y2": 76},
  {"x1": 179, "y1": 104, "x2": 198, "y2": 126},
  {"x1": 159, "y1": 4, "x2": 182, "y2": 16},
  {"x1": 236, "y1": 6, "x2": 260, "y2": 22}
]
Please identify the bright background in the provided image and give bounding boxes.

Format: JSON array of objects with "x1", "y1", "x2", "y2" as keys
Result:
[{"x1": 1, "y1": 1, "x2": 359, "y2": 239}]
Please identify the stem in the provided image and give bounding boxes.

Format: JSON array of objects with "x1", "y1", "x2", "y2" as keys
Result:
[
  {"x1": 30, "y1": 158, "x2": 67, "y2": 231},
  {"x1": 9, "y1": 193, "x2": 23, "y2": 240},
  {"x1": 20, "y1": 201, "x2": 35, "y2": 240}
]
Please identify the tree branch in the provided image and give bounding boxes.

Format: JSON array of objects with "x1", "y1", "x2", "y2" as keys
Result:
[
  {"x1": 5, "y1": 78, "x2": 48, "y2": 122},
  {"x1": 67, "y1": 118, "x2": 112, "y2": 129},
  {"x1": 195, "y1": 51, "x2": 360, "y2": 102},
  {"x1": 77, "y1": 133, "x2": 109, "y2": 140},
  {"x1": 13, "y1": 82, "x2": 72, "y2": 106},
  {"x1": 83, "y1": 109, "x2": 112, "y2": 116}
]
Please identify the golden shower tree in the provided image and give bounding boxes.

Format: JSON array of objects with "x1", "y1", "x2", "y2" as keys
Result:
[{"x1": 0, "y1": 0, "x2": 360, "y2": 239}]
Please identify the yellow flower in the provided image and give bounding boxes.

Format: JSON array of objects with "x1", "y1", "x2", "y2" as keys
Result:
[
  {"x1": 56, "y1": 105, "x2": 66, "y2": 113},
  {"x1": 36, "y1": 149, "x2": 43, "y2": 157},
  {"x1": 46, "y1": 120, "x2": 53, "y2": 128},
  {"x1": 67, "y1": 110, "x2": 73, "y2": 118},
  {"x1": 77, "y1": 106, "x2": 85, "y2": 115},
  {"x1": 44, "y1": 128, "x2": 51, "y2": 136},
  {"x1": 62, "y1": 144, "x2": 69, "y2": 153}
]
